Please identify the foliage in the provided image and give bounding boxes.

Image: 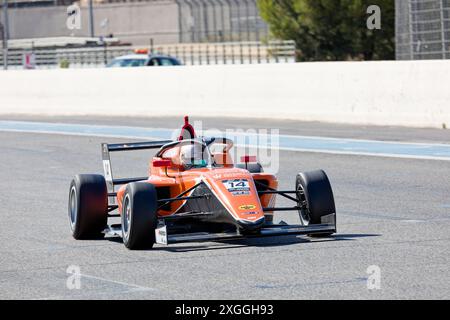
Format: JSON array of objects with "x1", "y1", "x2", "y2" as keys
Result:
[
  {"x1": 257, "y1": 0, "x2": 395, "y2": 61},
  {"x1": 59, "y1": 59, "x2": 70, "y2": 69}
]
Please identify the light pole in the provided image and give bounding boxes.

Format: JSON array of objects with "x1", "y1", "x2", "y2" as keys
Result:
[{"x1": 88, "y1": 0, "x2": 95, "y2": 37}]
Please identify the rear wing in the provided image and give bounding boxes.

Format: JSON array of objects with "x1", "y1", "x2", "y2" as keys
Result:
[{"x1": 101, "y1": 140, "x2": 172, "y2": 204}]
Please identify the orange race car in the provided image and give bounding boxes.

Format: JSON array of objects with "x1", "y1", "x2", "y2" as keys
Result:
[{"x1": 68, "y1": 117, "x2": 337, "y2": 249}]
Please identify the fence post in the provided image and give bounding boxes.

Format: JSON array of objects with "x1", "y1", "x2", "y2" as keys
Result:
[
  {"x1": 285, "y1": 44, "x2": 288, "y2": 63},
  {"x1": 214, "y1": 44, "x2": 218, "y2": 64},
  {"x1": 239, "y1": 42, "x2": 243, "y2": 63},
  {"x1": 257, "y1": 42, "x2": 260, "y2": 63},
  {"x1": 274, "y1": 42, "x2": 279, "y2": 63},
  {"x1": 222, "y1": 42, "x2": 226, "y2": 64},
  {"x1": 248, "y1": 42, "x2": 252, "y2": 64},
  {"x1": 231, "y1": 42, "x2": 235, "y2": 64},
  {"x1": 104, "y1": 41, "x2": 107, "y2": 66},
  {"x1": 150, "y1": 38, "x2": 154, "y2": 54}
]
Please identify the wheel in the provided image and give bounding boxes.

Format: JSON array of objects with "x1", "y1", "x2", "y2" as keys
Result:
[
  {"x1": 296, "y1": 170, "x2": 336, "y2": 236},
  {"x1": 121, "y1": 182, "x2": 158, "y2": 250},
  {"x1": 68, "y1": 174, "x2": 108, "y2": 239},
  {"x1": 235, "y1": 162, "x2": 263, "y2": 173}
]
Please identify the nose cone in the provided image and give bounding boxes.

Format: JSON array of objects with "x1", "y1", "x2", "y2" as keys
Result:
[
  {"x1": 205, "y1": 169, "x2": 265, "y2": 228},
  {"x1": 236, "y1": 216, "x2": 265, "y2": 231}
]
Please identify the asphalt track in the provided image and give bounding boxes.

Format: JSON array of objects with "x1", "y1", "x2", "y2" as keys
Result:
[{"x1": 0, "y1": 116, "x2": 449, "y2": 299}]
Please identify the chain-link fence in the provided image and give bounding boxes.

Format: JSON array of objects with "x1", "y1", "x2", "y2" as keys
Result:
[
  {"x1": 0, "y1": 40, "x2": 296, "y2": 69},
  {"x1": 396, "y1": 0, "x2": 450, "y2": 60}
]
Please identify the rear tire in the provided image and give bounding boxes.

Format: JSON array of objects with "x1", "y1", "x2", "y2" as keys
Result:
[
  {"x1": 68, "y1": 174, "x2": 108, "y2": 239},
  {"x1": 296, "y1": 170, "x2": 336, "y2": 237},
  {"x1": 121, "y1": 182, "x2": 158, "y2": 250}
]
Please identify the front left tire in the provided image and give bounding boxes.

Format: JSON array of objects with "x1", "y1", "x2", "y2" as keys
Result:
[
  {"x1": 296, "y1": 170, "x2": 336, "y2": 237},
  {"x1": 121, "y1": 182, "x2": 158, "y2": 250}
]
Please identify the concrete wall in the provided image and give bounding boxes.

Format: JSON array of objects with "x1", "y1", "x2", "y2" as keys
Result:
[
  {"x1": 2, "y1": 1, "x2": 179, "y2": 45},
  {"x1": 1, "y1": 0, "x2": 267, "y2": 45},
  {"x1": 0, "y1": 60, "x2": 449, "y2": 128}
]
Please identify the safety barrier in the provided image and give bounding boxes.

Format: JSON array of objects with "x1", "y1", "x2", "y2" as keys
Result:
[{"x1": 0, "y1": 60, "x2": 449, "y2": 128}]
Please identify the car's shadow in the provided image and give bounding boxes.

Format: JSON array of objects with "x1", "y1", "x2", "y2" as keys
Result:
[{"x1": 105, "y1": 233, "x2": 380, "y2": 252}]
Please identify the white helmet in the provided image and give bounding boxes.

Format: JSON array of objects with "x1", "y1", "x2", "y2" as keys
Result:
[{"x1": 180, "y1": 143, "x2": 205, "y2": 168}]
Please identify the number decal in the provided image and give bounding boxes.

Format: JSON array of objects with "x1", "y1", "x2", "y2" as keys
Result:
[{"x1": 222, "y1": 179, "x2": 250, "y2": 196}]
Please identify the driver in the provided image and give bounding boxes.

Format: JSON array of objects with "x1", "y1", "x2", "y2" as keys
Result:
[{"x1": 180, "y1": 143, "x2": 208, "y2": 169}]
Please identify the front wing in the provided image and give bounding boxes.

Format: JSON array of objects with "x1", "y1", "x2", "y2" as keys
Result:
[{"x1": 154, "y1": 213, "x2": 336, "y2": 245}]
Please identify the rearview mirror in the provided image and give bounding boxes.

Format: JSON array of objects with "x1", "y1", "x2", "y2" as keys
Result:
[{"x1": 152, "y1": 159, "x2": 172, "y2": 167}]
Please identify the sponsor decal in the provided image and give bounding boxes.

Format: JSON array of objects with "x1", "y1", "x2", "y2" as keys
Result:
[
  {"x1": 223, "y1": 179, "x2": 250, "y2": 196},
  {"x1": 244, "y1": 211, "x2": 258, "y2": 215},
  {"x1": 239, "y1": 204, "x2": 256, "y2": 210},
  {"x1": 155, "y1": 225, "x2": 168, "y2": 245}
]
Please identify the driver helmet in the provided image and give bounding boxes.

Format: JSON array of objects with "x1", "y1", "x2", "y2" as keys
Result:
[{"x1": 180, "y1": 143, "x2": 207, "y2": 168}]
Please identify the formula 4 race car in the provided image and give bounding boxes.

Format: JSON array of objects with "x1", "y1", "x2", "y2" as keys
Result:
[{"x1": 68, "y1": 117, "x2": 337, "y2": 249}]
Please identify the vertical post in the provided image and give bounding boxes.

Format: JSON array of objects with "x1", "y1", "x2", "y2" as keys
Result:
[
  {"x1": 231, "y1": 42, "x2": 235, "y2": 64},
  {"x1": 210, "y1": 0, "x2": 218, "y2": 42},
  {"x1": 232, "y1": 0, "x2": 242, "y2": 41},
  {"x1": 222, "y1": 42, "x2": 226, "y2": 64},
  {"x1": 216, "y1": 0, "x2": 226, "y2": 42},
  {"x1": 239, "y1": 41, "x2": 243, "y2": 63},
  {"x1": 150, "y1": 38, "x2": 154, "y2": 53},
  {"x1": 175, "y1": 0, "x2": 183, "y2": 43},
  {"x1": 275, "y1": 41, "x2": 279, "y2": 63},
  {"x1": 214, "y1": 44, "x2": 218, "y2": 64},
  {"x1": 256, "y1": 41, "x2": 260, "y2": 63},
  {"x1": 103, "y1": 40, "x2": 107, "y2": 66},
  {"x1": 223, "y1": 0, "x2": 233, "y2": 41},
  {"x1": 197, "y1": 0, "x2": 209, "y2": 41},
  {"x1": 185, "y1": 0, "x2": 195, "y2": 42},
  {"x1": 440, "y1": 0, "x2": 446, "y2": 59},
  {"x1": 2, "y1": 0, "x2": 9, "y2": 70},
  {"x1": 407, "y1": 0, "x2": 414, "y2": 60},
  {"x1": 253, "y1": 0, "x2": 259, "y2": 41},
  {"x1": 243, "y1": 0, "x2": 250, "y2": 41},
  {"x1": 88, "y1": 0, "x2": 95, "y2": 38}
]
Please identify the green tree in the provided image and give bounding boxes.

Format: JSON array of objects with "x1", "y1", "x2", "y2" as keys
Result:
[{"x1": 258, "y1": 0, "x2": 395, "y2": 61}]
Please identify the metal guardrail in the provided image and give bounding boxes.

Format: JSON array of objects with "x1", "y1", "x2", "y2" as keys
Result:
[{"x1": 0, "y1": 40, "x2": 296, "y2": 69}]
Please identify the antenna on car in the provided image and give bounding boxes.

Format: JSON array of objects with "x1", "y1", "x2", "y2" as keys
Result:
[{"x1": 178, "y1": 116, "x2": 196, "y2": 141}]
